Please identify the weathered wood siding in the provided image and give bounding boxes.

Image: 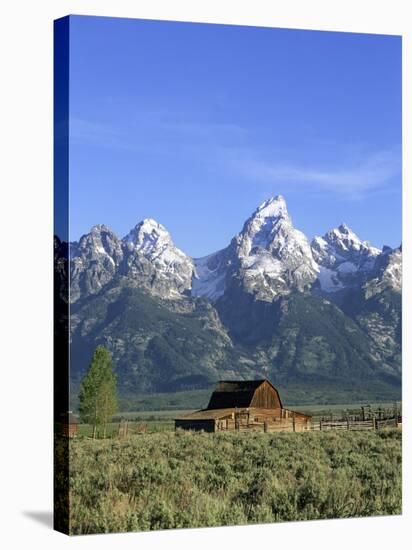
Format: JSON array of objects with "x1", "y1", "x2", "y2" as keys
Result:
[
  {"x1": 250, "y1": 380, "x2": 282, "y2": 409},
  {"x1": 175, "y1": 380, "x2": 312, "y2": 433}
]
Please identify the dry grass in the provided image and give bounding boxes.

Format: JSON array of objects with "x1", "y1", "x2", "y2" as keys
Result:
[{"x1": 59, "y1": 429, "x2": 401, "y2": 535}]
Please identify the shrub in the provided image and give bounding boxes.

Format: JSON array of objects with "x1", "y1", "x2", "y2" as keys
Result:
[{"x1": 66, "y1": 430, "x2": 402, "y2": 534}]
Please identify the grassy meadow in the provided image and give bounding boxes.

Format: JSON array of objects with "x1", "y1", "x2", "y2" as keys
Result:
[{"x1": 65, "y1": 429, "x2": 401, "y2": 535}]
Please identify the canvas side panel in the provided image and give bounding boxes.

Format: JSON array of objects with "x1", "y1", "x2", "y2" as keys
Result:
[{"x1": 53, "y1": 15, "x2": 70, "y2": 536}]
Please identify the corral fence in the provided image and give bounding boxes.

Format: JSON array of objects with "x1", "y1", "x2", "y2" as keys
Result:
[
  {"x1": 230, "y1": 403, "x2": 402, "y2": 434},
  {"x1": 232, "y1": 416, "x2": 401, "y2": 433},
  {"x1": 78, "y1": 405, "x2": 402, "y2": 439},
  {"x1": 307, "y1": 403, "x2": 402, "y2": 432},
  {"x1": 310, "y1": 416, "x2": 400, "y2": 432}
]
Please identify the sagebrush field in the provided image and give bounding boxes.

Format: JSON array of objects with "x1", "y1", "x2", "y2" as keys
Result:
[{"x1": 65, "y1": 429, "x2": 401, "y2": 534}]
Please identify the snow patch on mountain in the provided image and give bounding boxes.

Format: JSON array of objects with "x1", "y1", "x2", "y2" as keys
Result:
[
  {"x1": 66, "y1": 196, "x2": 400, "y2": 305},
  {"x1": 242, "y1": 253, "x2": 284, "y2": 275},
  {"x1": 124, "y1": 219, "x2": 193, "y2": 274},
  {"x1": 363, "y1": 246, "x2": 402, "y2": 297},
  {"x1": 124, "y1": 219, "x2": 189, "y2": 266},
  {"x1": 122, "y1": 218, "x2": 194, "y2": 296},
  {"x1": 337, "y1": 261, "x2": 358, "y2": 274},
  {"x1": 316, "y1": 266, "x2": 344, "y2": 293},
  {"x1": 192, "y1": 252, "x2": 227, "y2": 300},
  {"x1": 231, "y1": 196, "x2": 318, "y2": 300},
  {"x1": 312, "y1": 223, "x2": 381, "y2": 293}
]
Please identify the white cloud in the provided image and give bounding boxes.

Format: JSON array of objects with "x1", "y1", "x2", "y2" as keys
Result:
[
  {"x1": 70, "y1": 114, "x2": 247, "y2": 152},
  {"x1": 237, "y1": 149, "x2": 401, "y2": 199},
  {"x1": 70, "y1": 114, "x2": 401, "y2": 201}
]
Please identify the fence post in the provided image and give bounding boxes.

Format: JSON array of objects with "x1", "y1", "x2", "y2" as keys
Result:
[
  {"x1": 292, "y1": 412, "x2": 296, "y2": 432},
  {"x1": 373, "y1": 415, "x2": 377, "y2": 430},
  {"x1": 346, "y1": 416, "x2": 350, "y2": 430},
  {"x1": 319, "y1": 418, "x2": 322, "y2": 431},
  {"x1": 264, "y1": 421, "x2": 268, "y2": 433}
]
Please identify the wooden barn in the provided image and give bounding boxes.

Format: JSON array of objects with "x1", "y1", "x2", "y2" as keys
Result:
[{"x1": 175, "y1": 379, "x2": 311, "y2": 433}]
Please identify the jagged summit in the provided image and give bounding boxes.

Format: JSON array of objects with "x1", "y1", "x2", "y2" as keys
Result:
[
  {"x1": 122, "y1": 217, "x2": 194, "y2": 297},
  {"x1": 254, "y1": 195, "x2": 288, "y2": 218},
  {"x1": 124, "y1": 218, "x2": 170, "y2": 240},
  {"x1": 63, "y1": 196, "x2": 402, "y2": 400},
  {"x1": 323, "y1": 223, "x2": 380, "y2": 255},
  {"x1": 311, "y1": 223, "x2": 382, "y2": 293},
  {"x1": 76, "y1": 223, "x2": 121, "y2": 257},
  {"x1": 123, "y1": 218, "x2": 174, "y2": 254},
  {"x1": 122, "y1": 217, "x2": 191, "y2": 273},
  {"x1": 89, "y1": 223, "x2": 115, "y2": 234},
  {"x1": 69, "y1": 223, "x2": 123, "y2": 302},
  {"x1": 66, "y1": 196, "x2": 400, "y2": 304},
  {"x1": 236, "y1": 196, "x2": 293, "y2": 256},
  {"x1": 191, "y1": 195, "x2": 318, "y2": 303},
  {"x1": 141, "y1": 218, "x2": 166, "y2": 230},
  {"x1": 244, "y1": 196, "x2": 289, "y2": 236}
]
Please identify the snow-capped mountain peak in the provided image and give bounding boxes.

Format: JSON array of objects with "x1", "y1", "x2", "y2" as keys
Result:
[
  {"x1": 68, "y1": 224, "x2": 123, "y2": 302},
  {"x1": 364, "y1": 245, "x2": 402, "y2": 297},
  {"x1": 254, "y1": 195, "x2": 288, "y2": 219},
  {"x1": 76, "y1": 224, "x2": 122, "y2": 261},
  {"x1": 235, "y1": 196, "x2": 294, "y2": 256},
  {"x1": 66, "y1": 196, "x2": 400, "y2": 306},
  {"x1": 122, "y1": 218, "x2": 194, "y2": 297},
  {"x1": 311, "y1": 223, "x2": 382, "y2": 293},
  {"x1": 123, "y1": 217, "x2": 192, "y2": 267},
  {"x1": 192, "y1": 196, "x2": 304, "y2": 303},
  {"x1": 326, "y1": 223, "x2": 380, "y2": 256},
  {"x1": 124, "y1": 218, "x2": 173, "y2": 254},
  {"x1": 89, "y1": 223, "x2": 113, "y2": 234}
]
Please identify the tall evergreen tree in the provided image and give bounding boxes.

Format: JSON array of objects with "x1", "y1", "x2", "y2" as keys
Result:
[{"x1": 79, "y1": 346, "x2": 118, "y2": 438}]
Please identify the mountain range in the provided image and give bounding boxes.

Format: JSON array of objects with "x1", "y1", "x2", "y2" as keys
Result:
[{"x1": 56, "y1": 195, "x2": 402, "y2": 404}]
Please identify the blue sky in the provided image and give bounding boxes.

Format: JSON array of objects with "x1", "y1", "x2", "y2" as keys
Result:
[{"x1": 68, "y1": 16, "x2": 401, "y2": 257}]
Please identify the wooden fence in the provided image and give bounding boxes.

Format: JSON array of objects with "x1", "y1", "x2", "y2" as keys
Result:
[
  {"x1": 234, "y1": 416, "x2": 400, "y2": 433},
  {"x1": 105, "y1": 413, "x2": 402, "y2": 439},
  {"x1": 310, "y1": 416, "x2": 400, "y2": 432}
]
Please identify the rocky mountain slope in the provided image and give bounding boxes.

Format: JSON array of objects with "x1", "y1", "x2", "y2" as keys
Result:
[
  {"x1": 193, "y1": 197, "x2": 318, "y2": 303},
  {"x1": 60, "y1": 196, "x2": 402, "y2": 402},
  {"x1": 311, "y1": 223, "x2": 381, "y2": 293}
]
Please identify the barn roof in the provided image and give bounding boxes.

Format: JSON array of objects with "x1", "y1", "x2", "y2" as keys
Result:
[{"x1": 206, "y1": 379, "x2": 281, "y2": 410}]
